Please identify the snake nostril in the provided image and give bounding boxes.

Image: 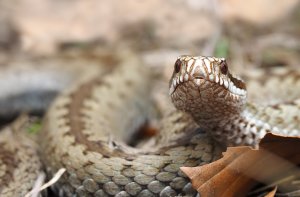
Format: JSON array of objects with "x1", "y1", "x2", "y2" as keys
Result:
[
  {"x1": 174, "y1": 59, "x2": 181, "y2": 73},
  {"x1": 220, "y1": 60, "x2": 228, "y2": 75}
]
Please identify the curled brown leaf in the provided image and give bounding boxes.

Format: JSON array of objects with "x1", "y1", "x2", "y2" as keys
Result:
[{"x1": 181, "y1": 133, "x2": 300, "y2": 197}]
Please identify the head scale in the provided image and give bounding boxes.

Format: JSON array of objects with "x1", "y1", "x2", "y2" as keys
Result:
[
  {"x1": 169, "y1": 55, "x2": 246, "y2": 96},
  {"x1": 169, "y1": 55, "x2": 247, "y2": 126}
]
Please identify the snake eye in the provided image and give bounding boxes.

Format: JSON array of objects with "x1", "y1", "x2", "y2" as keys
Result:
[
  {"x1": 174, "y1": 59, "x2": 181, "y2": 73},
  {"x1": 220, "y1": 60, "x2": 228, "y2": 75}
]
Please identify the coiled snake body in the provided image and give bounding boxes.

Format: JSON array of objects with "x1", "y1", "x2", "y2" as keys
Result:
[{"x1": 0, "y1": 54, "x2": 299, "y2": 196}]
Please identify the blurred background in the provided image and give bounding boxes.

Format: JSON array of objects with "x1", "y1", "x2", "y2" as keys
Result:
[
  {"x1": 0, "y1": 0, "x2": 299, "y2": 122},
  {"x1": 0, "y1": 0, "x2": 299, "y2": 69}
]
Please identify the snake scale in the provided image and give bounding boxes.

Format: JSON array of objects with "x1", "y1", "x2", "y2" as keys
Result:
[{"x1": 0, "y1": 53, "x2": 300, "y2": 197}]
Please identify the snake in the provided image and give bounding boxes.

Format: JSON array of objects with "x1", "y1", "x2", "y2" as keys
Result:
[
  {"x1": 0, "y1": 53, "x2": 299, "y2": 197},
  {"x1": 170, "y1": 55, "x2": 300, "y2": 147}
]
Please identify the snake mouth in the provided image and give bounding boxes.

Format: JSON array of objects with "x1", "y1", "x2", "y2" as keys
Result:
[
  {"x1": 169, "y1": 74, "x2": 246, "y2": 97},
  {"x1": 169, "y1": 75, "x2": 204, "y2": 95},
  {"x1": 194, "y1": 76, "x2": 205, "y2": 79},
  {"x1": 170, "y1": 55, "x2": 247, "y2": 98}
]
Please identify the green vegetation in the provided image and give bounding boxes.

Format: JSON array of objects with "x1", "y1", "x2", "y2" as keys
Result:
[
  {"x1": 27, "y1": 120, "x2": 42, "y2": 134},
  {"x1": 214, "y1": 38, "x2": 229, "y2": 58}
]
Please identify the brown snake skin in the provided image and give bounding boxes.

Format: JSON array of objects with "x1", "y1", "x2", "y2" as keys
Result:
[
  {"x1": 0, "y1": 118, "x2": 41, "y2": 197},
  {"x1": 0, "y1": 54, "x2": 300, "y2": 196}
]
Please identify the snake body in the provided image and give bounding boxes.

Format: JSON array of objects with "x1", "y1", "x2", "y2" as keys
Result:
[
  {"x1": 38, "y1": 55, "x2": 224, "y2": 197},
  {"x1": 0, "y1": 54, "x2": 299, "y2": 196},
  {"x1": 0, "y1": 119, "x2": 41, "y2": 197}
]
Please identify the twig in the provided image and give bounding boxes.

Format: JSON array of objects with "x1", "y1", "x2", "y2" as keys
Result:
[{"x1": 24, "y1": 168, "x2": 66, "y2": 197}]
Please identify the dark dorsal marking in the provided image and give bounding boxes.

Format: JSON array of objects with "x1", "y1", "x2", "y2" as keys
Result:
[
  {"x1": 228, "y1": 73, "x2": 246, "y2": 90},
  {"x1": 0, "y1": 144, "x2": 18, "y2": 188},
  {"x1": 64, "y1": 68, "x2": 133, "y2": 159}
]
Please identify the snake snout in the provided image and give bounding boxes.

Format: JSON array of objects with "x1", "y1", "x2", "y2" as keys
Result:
[{"x1": 193, "y1": 75, "x2": 205, "y2": 80}]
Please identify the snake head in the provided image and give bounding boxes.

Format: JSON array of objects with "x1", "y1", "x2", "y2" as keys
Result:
[{"x1": 169, "y1": 55, "x2": 247, "y2": 116}]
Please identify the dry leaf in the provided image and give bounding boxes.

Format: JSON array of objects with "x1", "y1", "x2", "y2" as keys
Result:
[{"x1": 181, "y1": 133, "x2": 300, "y2": 197}]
